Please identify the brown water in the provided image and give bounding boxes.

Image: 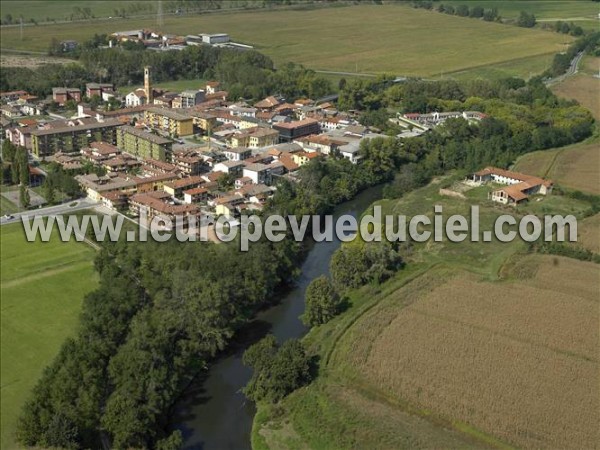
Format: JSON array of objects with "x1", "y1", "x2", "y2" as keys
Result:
[{"x1": 172, "y1": 185, "x2": 383, "y2": 450}]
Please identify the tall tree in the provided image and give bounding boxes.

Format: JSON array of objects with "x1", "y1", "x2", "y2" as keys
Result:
[{"x1": 303, "y1": 276, "x2": 342, "y2": 326}]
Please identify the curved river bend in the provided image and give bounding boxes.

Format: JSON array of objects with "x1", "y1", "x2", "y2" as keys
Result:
[{"x1": 173, "y1": 185, "x2": 382, "y2": 450}]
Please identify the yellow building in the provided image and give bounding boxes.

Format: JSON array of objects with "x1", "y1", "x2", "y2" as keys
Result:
[
  {"x1": 191, "y1": 111, "x2": 217, "y2": 133},
  {"x1": 144, "y1": 107, "x2": 194, "y2": 137},
  {"x1": 230, "y1": 126, "x2": 279, "y2": 149}
]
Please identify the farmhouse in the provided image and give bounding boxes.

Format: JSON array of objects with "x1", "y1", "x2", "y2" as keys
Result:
[{"x1": 470, "y1": 167, "x2": 553, "y2": 205}]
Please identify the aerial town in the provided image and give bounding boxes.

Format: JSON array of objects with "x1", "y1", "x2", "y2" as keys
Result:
[
  {"x1": 1, "y1": 41, "x2": 503, "y2": 232},
  {"x1": 1, "y1": 2, "x2": 598, "y2": 450}
]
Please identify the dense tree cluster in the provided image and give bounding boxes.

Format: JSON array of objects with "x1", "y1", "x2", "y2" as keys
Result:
[
  {"x1": 330, "y1": 241, "x2": 404, "y2": 292},
  {"x1": 551, "y1": 20, "x2": 584, "y2": 36},
  {"x1": 517, "y1": 11, "x2": 536, "y2": 28},
  {"x1": 545, "y1": 32, "x2": 600, "y2": 78},
  {"x1": 17, "y1": 235, "x2": 301, "y2": 448},
  {"x1": 42, "y1": 164, "x2": 84, "y2": 203},
  {"x1": 412, "y1": 2, "x2": 499, "y2": 22},
  {"x1": 1, "y1": 42, "x2": 331, "y2": 102},
  {"x1": 242, "y1": 335, "x2": 312, "y2": 403},
  {"x1": 302, "y1": 276, "x2": 342, "y2": 326},
  {"x1": 2, "y1": 140, "x2": 29, "y2": 186}
]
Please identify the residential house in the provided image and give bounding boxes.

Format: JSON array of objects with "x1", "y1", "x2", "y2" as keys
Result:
[
  {"x1": 163, "y1": 176, "x2": 205, "y2": 198},
  {"x1": 295, "y1": 134, "x2": 345, "y2": 155},
  {"x1": 86, "y1": 83, "x2": 114, "y2": 99},
  {"x1": 75, "y1": 172, "x2": 137, "y2": 201},
  {"x1": 173, "y1": 148, "x2": 206, "y2": 175},
  {"x1": 213, "y1": 160, "x2": 245, "y2": 176},
  {"x1": 254, "y1": 96, "x2": 281, "y2": 111},
  {"x1": 206, "y1": 81, "x2": 220, "y2": 94},
  {"x1": 177, "y1": 90, "x2": 205, "y2": 108},
  {"x1": 223, "y1": 147, "x2": 252, "y2": 162},
  {"x1": 183, "y1": 186, "x2": 210, "y2": 204},
  {"x1": 243, "y1": 163, "x2": 272, "y2": 185},
  {"x1": 129, "y1": 190, "x2": 199, "y2": 228},
  {"x1": 230, "y1": 126, "x2": 278, "y2": 149},
  {"x1": 52, "y1": 88, "x2": 81, "y2": 105}
]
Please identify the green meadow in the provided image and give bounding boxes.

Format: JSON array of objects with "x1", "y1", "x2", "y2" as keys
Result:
[
  {"x1": 1, "y1": 4, "x2": 573, "y2": 78},
  {"x1": 0, "y1": 222, "x2": 97, "y2": 449}
]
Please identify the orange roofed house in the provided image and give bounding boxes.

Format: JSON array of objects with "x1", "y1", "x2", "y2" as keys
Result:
[{"x1": 470, "y1": 167, "x2": 553, "y2": 206}]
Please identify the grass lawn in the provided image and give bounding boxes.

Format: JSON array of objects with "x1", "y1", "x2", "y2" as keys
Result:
[
  {"x1": 0, "y1": 185, "x2": 21, "y2": 215},
  {"x1": 1, "y1": 4, "x2": 572, "y2": 78},
  {"x1": 0, "y1": 222, "x2": 98, "y2": 450}
]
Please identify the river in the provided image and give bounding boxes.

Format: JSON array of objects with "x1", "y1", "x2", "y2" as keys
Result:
[{"x1": 172, "y1": 185, "x2": 383, "y2": 450}]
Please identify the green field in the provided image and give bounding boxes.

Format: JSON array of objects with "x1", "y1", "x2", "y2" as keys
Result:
[
  {"x1": 0, "y1": 186, "x2": 19, "y2": 215},
  {"x1": 0, "y1": 222, "x2": 97, "y2": 450},
  {"x1": 1, "y1": 4, "x2": 573, "y2": 78},
  {"x1": 0, "y1": 1, "x2": 155, "y2": 23},
  {"x1": 446, "y1": 52, "x2": 556, "y2": 81},
  {"x1": 443, "y1": 0, "x2": 599, "y2": 29},
  {"x1": 443, "y1": 0, "x2": 599, "y2": 19}
]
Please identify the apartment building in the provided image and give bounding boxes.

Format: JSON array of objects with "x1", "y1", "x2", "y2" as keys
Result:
[
  {"x1": 116, "y1": 125, "x2": 173, "y2": 161},
  {"x1": 230, "y1": 127, "x2": 279, "y2": 149},
  {"x1": 143, "y1": 107, "x2": 194, "y2": 137},
  {"x1": 30, "y1": 119, "x2": 122, "y2": 157}
]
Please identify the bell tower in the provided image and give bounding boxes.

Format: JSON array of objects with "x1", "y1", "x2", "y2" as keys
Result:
[{"x1": 144, "y1": 66, "x2": 153, "y2": 103}]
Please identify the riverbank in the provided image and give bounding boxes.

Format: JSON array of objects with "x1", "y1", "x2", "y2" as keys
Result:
[
  {"x1": 251, "y1": 175, "x2": 600, "y2": 449},
  {"x1": 171, "y1": 185, "x2": 383, "y2": 449}
]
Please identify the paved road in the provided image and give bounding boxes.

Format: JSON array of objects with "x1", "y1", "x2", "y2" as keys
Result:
[
  {"x1": 0, "y1": 198, "x2": 99, "y2": 226},
  {"x1": 314, "y1": 70, "x2": 377, "y2": 78},
  {"x1": 545, "y1": 51, "x2": 584, "y2": 86}
]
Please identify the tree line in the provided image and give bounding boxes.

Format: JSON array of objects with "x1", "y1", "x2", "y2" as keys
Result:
[
  {"x1": 1, "y1": 39, "x2": 332, "y2": 102},
  {"x1": 545, "y1": 31, "x2": 600, "y2": 78}
]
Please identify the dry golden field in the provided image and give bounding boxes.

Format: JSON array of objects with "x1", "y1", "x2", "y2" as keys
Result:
[
  {"x1": 336, "y1": 256, "x2": 599, "y2": 449},
  {"x1": 551, "y1": 56, "x2": 600, "y2": 120},
  {"x1": 577, "y1": 213, "x2": 600, "y2": 254},
  {"x1": 552, "y1": 74, "x2": 600, "y2": 120},
  {"x1": 514, "y1": 140, "x2": 600, "y2": 195},
  {"x1": 0, "y1": 54, "x2": 77, "y2": 68}
]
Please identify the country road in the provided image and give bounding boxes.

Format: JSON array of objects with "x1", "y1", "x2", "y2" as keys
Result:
[
  {"x1": 314, "y1": 70, "x2": 376, "y2": 78},
  {"x1": 545, "y1": 51, "x2": 584, "y2": 86}
]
